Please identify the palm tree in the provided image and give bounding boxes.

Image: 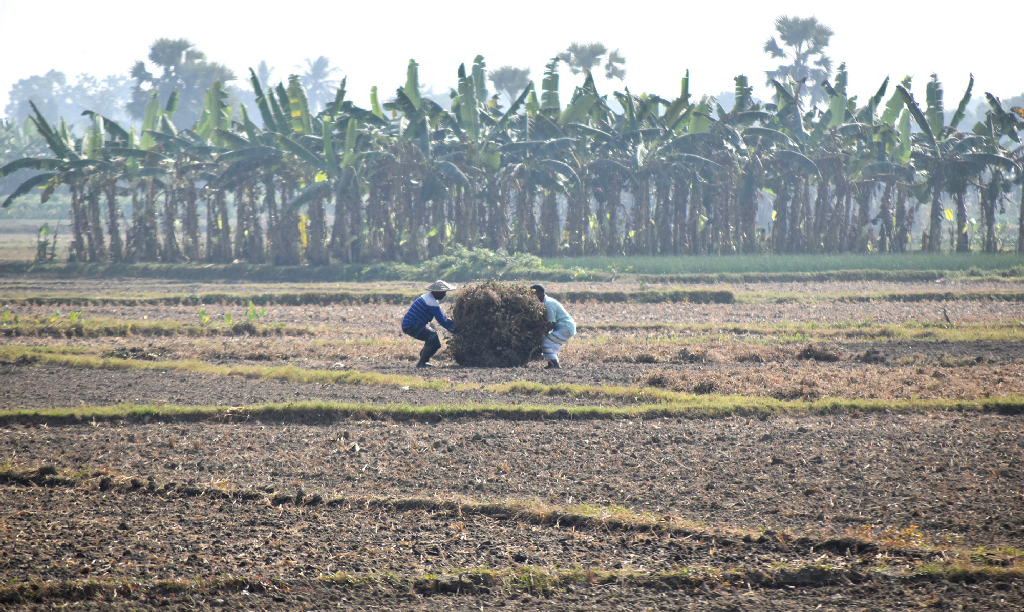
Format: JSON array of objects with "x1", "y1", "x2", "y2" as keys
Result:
[{"x1": 299, "y1": 56, "x2": 341, "y2": 114}]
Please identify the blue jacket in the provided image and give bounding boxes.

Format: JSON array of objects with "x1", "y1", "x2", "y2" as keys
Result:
[{"x1": 402, "y1": 293, "x2": 454, "y2": 331}]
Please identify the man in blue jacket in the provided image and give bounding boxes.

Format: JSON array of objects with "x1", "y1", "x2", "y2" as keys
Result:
[
  {"x1": 402, "y1": 280, "x2": 457, "y2": 368},
  {"x1": 531, "y1": 284, "x2": 575, "y2": 369}
]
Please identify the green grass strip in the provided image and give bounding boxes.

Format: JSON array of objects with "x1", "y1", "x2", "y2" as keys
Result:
[
  {"x1": 4, "y1": 345, "x2": 1024, "y2": 415},
  {"x1": 0, "y1": 558, "x2": 1018, "y2": 605},
  {"x1": 581, "y1": 320, "x2": 1024, "y2": 344},
  {"x1": 0, "y1": 317, "x2": 311, "y2": 338},
  {"x1": 2, "y1": 394, "x2": 1022, "y2": 428},
  {"x1": 0, "y1": 346, "x2": 445, "y2": 391}
]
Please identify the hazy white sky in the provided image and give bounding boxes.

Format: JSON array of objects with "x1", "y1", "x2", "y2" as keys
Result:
[{"x1": 1, "y1": 0, "x2": 1020, "y2": 116}]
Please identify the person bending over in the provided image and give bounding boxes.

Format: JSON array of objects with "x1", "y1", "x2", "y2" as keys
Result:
[
  {"x1": 531, "y1": 284, "x2": 575, "y2": 369},
  {"x1": 402, "y1": 280, "x2": 457, "y2": 368}
]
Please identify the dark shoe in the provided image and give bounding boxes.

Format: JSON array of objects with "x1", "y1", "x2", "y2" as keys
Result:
[
  {"x1": 415, "y1": 361, "x2": 434, "y2": 368},
  {"x1": 545, "y1": 359, "x2": 560, "y2": 369}
]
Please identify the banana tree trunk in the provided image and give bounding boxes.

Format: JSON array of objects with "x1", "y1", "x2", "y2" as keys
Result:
[
  {"x1": 981, "y1": 178, "x2": 998, "y2": 253},
  {"x1": 877, "y1": 180, "x2": 894, "y2": 253},
  {"x1": 539, "y1": 189, "x2": 559, "y2": 258},
  {"x1": 330, "y1": 177, "x2": 352, "y2": 263},
  {"x1": 86, "y1": 189, "x2": 106, "y2": 261},
  {"x1": 672, "y1": 176, "x2": 690, "y2": 254},
  {"x1": 163, "y1": 185, "x2": 180, "y2": 263},
  {"x1": 786, "y1": 178, "x2": 806, "y2": 254},
  {"x1": 183, "y1": 183, "x2": 200, "y2": 261},
  {"x1": 770, "y1": 180, "x2": 789, "y2": 253},
  {"x1": 105, "y1": 184, "x2": 122, "y2": 262},
  {"x1": 737, "y1": 166, "x2": 758, "y2": 253},
  {"x1": 234, "y1": 187, "x2": 248, "y2": 261},
  {"x1": 655, "y1": 175, "x2": 671, "y2": 255},
  {"x1": 927, "y1": 179, "x2": 944, "y2": 252},
  {"x1": 272, "y1": 184, "x2": 300, "y2": 266},
  {"x1": 893, "y1": 185, "x2": 912, "y2": 252},
  {"x1": 489, "y1": 179, "x2": 509, "y2": 253},
  {"x1": 954, "y1": 188, "x2": 969, "y2": 253},
  {"x1": 69, "y1": 184, "x2": 86, "y2": 262},
  {"x1": 306, "y1": 193, "x2": 329, "y2": 266}
]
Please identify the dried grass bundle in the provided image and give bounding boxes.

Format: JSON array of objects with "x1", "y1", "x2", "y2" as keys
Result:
[{"x1": 449, "y1": 282, "x2": 548, "y2": 367}]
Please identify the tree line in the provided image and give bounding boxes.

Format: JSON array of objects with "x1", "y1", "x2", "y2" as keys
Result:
[{"x1": 2, "y1": 55, "x2": 1024, "y2": 266}]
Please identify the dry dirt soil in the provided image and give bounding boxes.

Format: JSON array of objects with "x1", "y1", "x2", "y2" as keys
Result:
[{"x1": 1, "y1": 279, "x2": 1023, "y2": 610}]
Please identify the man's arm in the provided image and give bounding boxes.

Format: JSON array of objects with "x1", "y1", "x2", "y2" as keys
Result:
[{"x1": 430, "y1": 306, "x2": 454, "y2": 331}]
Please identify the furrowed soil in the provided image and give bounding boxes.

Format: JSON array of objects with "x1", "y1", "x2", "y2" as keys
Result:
[{"x1": 1, "y1": 278, "x2": 1023, "y2": 610}]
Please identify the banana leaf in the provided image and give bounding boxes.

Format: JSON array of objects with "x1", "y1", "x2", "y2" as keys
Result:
[
  {"x1": 404, "y1": 59, "x2": 422, "y2": 110},
  {"x1": 239, "y1": 104, "x2": 262, "y2": 143},
  {"x1": 216, "y1": 146, "x2": 283, "y2": 165},
  {"x1": 286, "y1": 76, "x2": 312, "y2": 136},
  {"x1": 559, "y1": 93, "x2": 597, "y2": 126},
  {"x1": 164, "y1": 88, "x2": 179, "y2": 115},
  {"x1": 741, "y1": 127, "x2": 797, "y2": 148},
  {"x1": 0, "y1": 157, "x2": 65, "y2": 178},
  {"x1": 102, "y1": 147, "x2": 170, "y2": 164},
  {"x1": 2, "y1": 171, "x2": 57, "y2": 208},
  {"x1": 434, "y1": 160, "x2": 470, "y2": 187},
  {"x1": 855, "y1": 76, "x2": 889, "y2": 124},
  {"x1": 80, "y1": 111, "x2": 130, "y2": 143},
  {"x1": 540, "y1": 58, "x2": 560, "y2": 113},
  {"x1": 542, "y1": 158, "x2": 579, "y2": 184},
  {"x1": 472, "y1": 55, "x2": 489, "y2": 106},
  {"x1": 65, "y1": 158, "x2": 115, "y2": 172},
  {"x1": 140, "y1": 91, "x2": 161, "y2": 150},
  {"x1": 29, "y1": 101, "x2": 76, "y2": 160},
  {"x1": 566, "y1": 123, "x2": 613, "y2": 142},
  {"x1": 950, "y1": 74, "x2": 974, "y2": 129},
  {"x1": 675, "y1": 153, "x2": 725, "y2": 172},
  {"x1": 249, "y1": 68, "x2": 277, "y2": 132},
  {"x1": 925, "y1": 75, "x2": 945, "y2": 138},
  {"x1": 962, "y1": 153, "x2": 1020, "y2": 173},
  {"x1": 896, "y1": 84, "x2": 937, "y2": 153},
  {"x1": 215, "y1": 128, "x2": 252, "y2": 150},
  {"x1": 776, "y1": 150, "x2": 820, "y2": 176},
  {"x1": 325, "y1": 78, "x2": 347, "y2": 117},
  {"x1": 277, "y1": 134, "x2": 327, "y2": 173},
  {"x1": 283, "y1": 180, "x2": 332, "y2": 216},
  {"x1": 835, "y1": 122, "x2": 872, "y2": 140},
  {"x1": 141, "y1": 128, "x2": 183, "y2": 152},
  {"x1": 734, "y1": 75, "x2": 753, "y2": 112},
  {"x1": 158, "y1": 115, "x2": 178, "y2": 137},
  {"x1": 322, "y1": 115, "x2": 339, "y2": 179},
  {"x1": 860, "y1": 161, "x2": 914, "y2": 181}
]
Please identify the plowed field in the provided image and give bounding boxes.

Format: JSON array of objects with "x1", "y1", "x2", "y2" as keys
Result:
[{"x1": 1, "y1": 278, "x2": 1023, "y2": 610}]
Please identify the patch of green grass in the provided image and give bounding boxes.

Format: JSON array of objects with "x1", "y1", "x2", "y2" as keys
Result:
[
  {"x1": 3, "y1": 394, "x2": 1022, "y2": 427},
  {"x1": 581, "y1": 320, "x2": 1024, "y2": 344},
  {"x1": 549, "y1": 252, "x2": 1024, "y2": 276},
  {"x1": 0, "y1": 346, "x2": 445, "y2": 390},
  {"x1": 0, "y1": 317, "x2": 311, "y2": 338}
]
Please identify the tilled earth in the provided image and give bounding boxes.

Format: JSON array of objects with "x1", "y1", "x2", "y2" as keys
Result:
[{"x1": 2, "y1": 280, "x2": 1024, "y2": 610}]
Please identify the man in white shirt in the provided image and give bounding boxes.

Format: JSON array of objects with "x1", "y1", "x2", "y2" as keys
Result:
[{"x1": 531, "y1": 284, "x2": 576, "y2": 369}]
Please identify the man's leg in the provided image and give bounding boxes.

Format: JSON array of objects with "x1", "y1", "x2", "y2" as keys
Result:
[
  {"x1": 541, "y1": 331, "x2": 570, "y2": 369},
  {"x1": 413, "y1": 326, "x2": 441, "y2": 367}
]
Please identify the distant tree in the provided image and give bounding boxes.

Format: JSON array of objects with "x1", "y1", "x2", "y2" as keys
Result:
[
  {"x1": 299, "y1": 56, "x2": 341, "y2": 114},
  {"x1": 763, "y1": 15, "x2": 833, "y2": 108},
  {"x1": 127, "y1": 38, "x2": 235, "y2": 128},
  {"x1": 5, "y1": 70, "x2": 132, "y2": 127},
  {"x1": 556, "y1": 42, "x2": 626, "y2": 81},
  {"x1": 66, "y1": 74, "x2": 133, "y2": 123},
  {"x1": 489, "y1": 65, "x2": 531, "y2": 106},
  {"x1": 4, "y1": 70, "x2": 68, "y2": 121}
]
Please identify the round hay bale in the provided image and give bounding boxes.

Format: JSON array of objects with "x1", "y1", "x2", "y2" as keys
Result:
[{"x1": 449, "y1": 281, "x2": 549, "y2": 367}]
